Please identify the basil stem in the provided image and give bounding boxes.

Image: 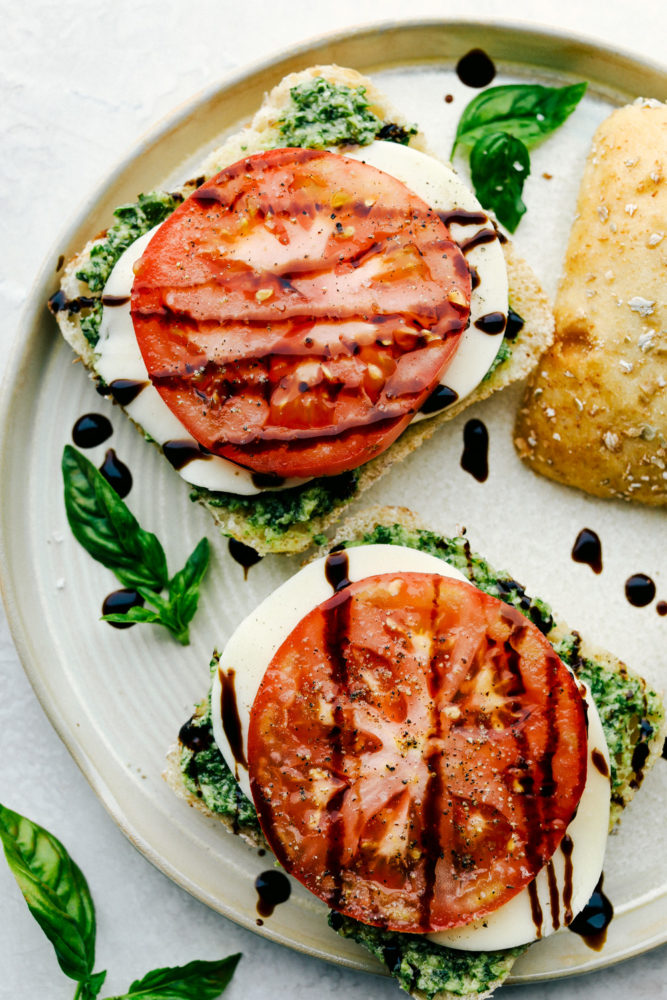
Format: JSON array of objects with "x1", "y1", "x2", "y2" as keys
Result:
[{"x1": 0, "y1": 803, "x2": 100, "y2": 984}]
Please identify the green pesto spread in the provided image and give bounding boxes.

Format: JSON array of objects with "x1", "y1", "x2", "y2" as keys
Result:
[
  {"x1": 75, "y1": 190, "x2": 180, "y2": 345},
  {"x1": 329, "y1": 913, "x2": 524, "y2": 1000},
  {"x1": 278, "y1": 78, "x2": 417, "y2": 149},
  {"x1": 178, "y1": 525, "x2": 666, "y2": 998},
  {"x1": 191, "y1": 470, "x2": 360, "y2": 544}
]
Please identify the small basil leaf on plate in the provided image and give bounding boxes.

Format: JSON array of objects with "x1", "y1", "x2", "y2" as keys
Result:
[
  {"x1": 470, "y1": 132, "x2": 531, "y2": 232},
  {"x1": 451, "y1": 81, "x2": 587, "y2": 155},
  {"x1": 107, "y1": 954, "x2": 241, "y2": 999},
  {"x1": 164, "y1": 538, "x2": 211, "y2": 643},
  {"x1": 100, "y1": 606, "x2": 163, "y2": 626},
  {"x1": 62, "y1": 445, "x2": 168, "y2": 592},
  {"x1": 0, "y1": 803, "x2": 97, "y2": 982}
]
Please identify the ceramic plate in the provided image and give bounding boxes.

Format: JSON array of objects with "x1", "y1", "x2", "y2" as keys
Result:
[{"x1": 1, "y1": 20, "x2": 665, "y2": 985}]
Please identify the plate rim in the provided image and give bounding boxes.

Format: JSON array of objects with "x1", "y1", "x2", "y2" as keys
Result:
[{"x1": 1, "y1": 16, "x2": 666, "y2": 986}]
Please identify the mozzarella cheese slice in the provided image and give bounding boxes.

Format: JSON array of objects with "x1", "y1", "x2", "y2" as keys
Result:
[
  {"x1": 95, "y1": 141, "x2": 508, "y2": 495},
  {"x1": 210, "y1": 544, "x2": 610, "y2": 951}
]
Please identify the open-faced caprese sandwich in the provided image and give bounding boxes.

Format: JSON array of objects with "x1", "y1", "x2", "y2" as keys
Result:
[
  {"x1": 50, "y1": 66, "x2": 553, "y2": 554},
  {"x1": 167, "y1": 506, "x2": 666, "y2": 1000}
]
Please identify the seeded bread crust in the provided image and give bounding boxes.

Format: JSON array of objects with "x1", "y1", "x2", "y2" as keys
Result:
[
  {"x1": 55, "y1": 65, "x2": 554, "y2": 554},
  {"x1": 514, "y1": 100, "x2": 667, "y2": 504}
]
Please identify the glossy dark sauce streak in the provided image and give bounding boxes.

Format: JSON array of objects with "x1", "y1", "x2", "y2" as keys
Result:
[
  {"x1": 460, "y1": 418, "x2": 489, "y2": 482},
  {"x1": 178, "y1": 714, "x2": 214, "y2": 753},
  {"x1": 625, "y1": 573, "x2": 656, "y2": 607},
  {"x1": 255, "y1": 869, "x2": 291, "y2": 918},
  {"x1": 322, "y1": 560, "x2": 354, "y2": 911},
  {"x1": 99, "y1": 448, "x2": 132, "y2": 498},
  {"x1": 458, "y1": 228, "x2": 498, "y2": 255},
  {"x1": 101, "y1": 294, "x2": 131, "y2": 307},
  {"x1": 560, "y1": 834, "x2": 574, "y2": 926},
  {"x1": 48, "y1": 290, "x2": 97, "y2": 315},
  {"x1": 228, "y1": 538, "x2": 263, "y2": 579},
  {"x1": 219, "y1": 668, "x2": 248, "y2": 777},
  {"x1": 527, "y1": 880, "x2": 543, "y2": 938},
  {"x1": 101, "y1": 588, "x2": 144, "y2": 629},
  {"x1": 420, "y1": 383, "x2": 458, "y2": 414},
  {"x1": 72, "y1": 413, "x2": 113, "y2": 448},
  {"x1": 571, "y1": 529, "x2": 603, "y2": 574},
  {"x1": 504, "y1": 309, "x2": 525, "y2": 341},
  {"x1": 474, "y1": 312, "x2": 506, "y2": 335},
  {"x1": 419, "y1": 577, "x2": 445, "y2": 929},
  {"x1": 591, "y1": 749, "x2": 609, "y2": 778},
  {"x1": 109, "y1": 378, "x2": 147, "y2": 406},
  {"x1": 568, "y1": 874, "x2": 613, "y2": 950},
  {"x1": 546, "y1": 860, "x2": 560, "y2": 931},
  {"x1": 163, "y1": 439, "x2": 211, "y2": 470},
  {"x1": 325, "y1": 550, "x2": 351, "y2": 592},
  {"x1": 456, "y1": 48, "x2": 496, "y2": 88},
  {"x1": 438, "y1": 209, "x2": 488, "y2": 229},
  {"x1": 629, "y1": 718, "x2": 655, "y2": 789}
]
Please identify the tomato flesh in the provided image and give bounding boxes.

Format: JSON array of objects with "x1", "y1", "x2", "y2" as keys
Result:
[
  {"x1": 248, "y1": 573, "x2": 587, "y2": 932},
  {"x1": 131, "y1": 149, "x2": 471, "y2": 479}
]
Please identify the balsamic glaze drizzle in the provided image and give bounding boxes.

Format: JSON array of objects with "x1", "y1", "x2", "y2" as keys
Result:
[
  {"x1": 219, "y1": 668, "x2": 248, "y2": 777},
  {"x1": 163, "y1": 439, "x2": 210, "y2": 470},
  {"x1": 568, "y1": 874, "x2": 613, "y2": 950},
  {"x1": 228, "y1": 538, "x2": 263, "y2": 579},
  {"x1": 109, "y1": 378, "x2": 147, "y2": 406},
  {"x1": 325, "y1": 550, "x2": 351, "y2": 592},
  {"x1": 420, "y1": 383, "x2": 458, "y2": 414}
]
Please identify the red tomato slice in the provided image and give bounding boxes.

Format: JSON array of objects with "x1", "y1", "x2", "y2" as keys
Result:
[
  {"x1": 131, "y1": 149, "x2": 471, "y2": 479},
  {"x1": 248, "y1": 573, "x2": 587, "y2": 933}
]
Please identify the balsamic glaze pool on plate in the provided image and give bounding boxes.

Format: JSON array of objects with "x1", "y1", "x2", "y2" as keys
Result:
[
  {"x1": 456, "y1": 48, "x2": 496, "y2": 88},
  {"x1": 571, "y1": 529, "x2": 603, "y2": 575},
  {"x1": 460, "y1": 418, "x2": 489, "y2": 482},
  {"x1": 101, "y1": 589, "x2": 145, "y2": 629},
  {"x1": 255, "y1": 869, "x2": 291, "y2": 918},
  {"x1": 72, "y1": 413, "x2": 113, "y2": 449},
  {"x1": 625, "y1": 574, "x2": 656, "y2": 607},
  {"x1": 99, "y1": 448, "x2": 132, "y2": 498}
]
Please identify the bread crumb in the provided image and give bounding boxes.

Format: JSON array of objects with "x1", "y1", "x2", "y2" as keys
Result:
[{"x1": 628, "y1": 296, "x2": 655, "y2": 316}]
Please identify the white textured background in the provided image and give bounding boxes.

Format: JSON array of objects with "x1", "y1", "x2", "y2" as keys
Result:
[{"x1": 1, "y1": 2, "x2": 666, "y2": 999}]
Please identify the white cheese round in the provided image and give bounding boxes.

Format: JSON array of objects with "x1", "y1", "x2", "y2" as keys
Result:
[
  {"x1": 210, "y1": 545, "x2": 610, "y2": 950},
  {"x1": 95, "y1": 141, "x2": 508, "y2": 494}
]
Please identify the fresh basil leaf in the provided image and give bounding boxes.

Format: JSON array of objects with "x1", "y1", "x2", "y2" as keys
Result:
[
  {"x1": 76, "y1": 970, "x2": 108, "y2": 1000},
  {"x1": 165, "y1": 538, "x2": 211, "y2": 642},
  {"x1": 107, "y1": 954, "x2": 241, "y2": 999},
  {"x1": 63, "y1": 445, "x2": 168, "y2": 592},
  {"x1": 0, "y1": 803, "x2": 96, "y2": 982},
  {"x1": 451, "y1": 82, "x2": 587, "y2": 155},
  {"x1": 470, "y1": 132, "x2": 531, "y2": 232}
]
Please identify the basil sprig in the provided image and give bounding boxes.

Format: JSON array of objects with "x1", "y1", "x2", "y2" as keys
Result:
[
  {"x1": 451, "y1": 82, "x2": 586, "y2": 231},
  {"x1": 1, "y1": 803, "x2": 240, "y2": 999},
  {"x1": 62, "y1": 445, "x2": 210, "y2": 644}
]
